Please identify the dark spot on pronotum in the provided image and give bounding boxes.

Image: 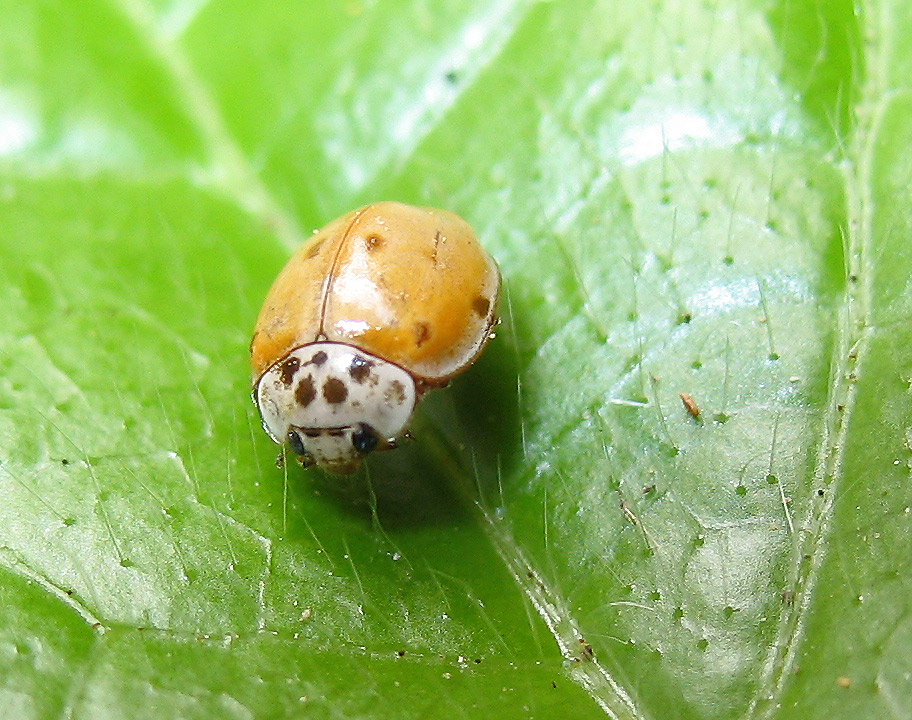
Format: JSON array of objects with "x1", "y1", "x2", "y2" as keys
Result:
[
  {"x1": 295, "y1": 375, "x2": 316, "y2": 407},
  {"x1": 288, "y1": 430, "x2": 306, "y2": 455},
  {"x1": 348, "y1": 355, "x2": 373, "y2": 383},
  {"x1": 351, "y1": 423, "x2": 379, "y2": 455},
  {"x1": 311, "y1": 350, "x2": 328, "y2": 366},
  {"x1": 323, "y1": 377, "x2": 348, "y2": 404},
  {"x1": 364, "y1": 235, "x2": 384, "y2": 251},
  {"x1": 472, "y1": 296, "x2": 490, "y2": 317},
  {"x1": 413, "y1": 322, "x2": 431, "y2": 347},
  {"x1": 397, "y1": 650, "x2": 406, "y2": 657},
  {"x1": 279, "y1": 356, "x2": 300, "y2": 386},
  {"x1": 387, "y1": 380, "x2": 406, "y2": 405},
  {"x1": 303, "y1": 236, "x2": 325, "y2": 260}
]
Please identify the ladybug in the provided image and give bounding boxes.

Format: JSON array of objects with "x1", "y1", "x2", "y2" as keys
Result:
[{"x1": 251, "y1": 202, "x2": 500, "y2": 474}]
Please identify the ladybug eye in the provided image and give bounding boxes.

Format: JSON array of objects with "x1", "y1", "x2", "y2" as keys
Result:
[
  {"x1": 351, "y1": 423, "x2": 379, "y2": 455},
  {"x1": 287, "y1": 429, "x2": 307, "y2": 456}
]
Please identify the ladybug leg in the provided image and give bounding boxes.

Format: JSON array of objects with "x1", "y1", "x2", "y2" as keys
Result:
[
  {"x1": 376, "y1": 430, "x2": 413, "y2": 452},
  {"x1": 376, "y1": 431, "x2": 414, "y2": 452},
  {"x1": 295, "y1": 453, "x2": 316, "y2": 468},
  {"x1": 375, "y1": 437, "x2": 398, "y2": 453}
]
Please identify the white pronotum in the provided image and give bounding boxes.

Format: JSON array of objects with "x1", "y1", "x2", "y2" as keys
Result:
[{"x1": 255, "y1": 342, "x2": 416, "y2": 473}]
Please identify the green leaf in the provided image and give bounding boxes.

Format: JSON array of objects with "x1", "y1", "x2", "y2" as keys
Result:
[{"x1": 0, "y1": 1, "x2": 908, "y2": 718}]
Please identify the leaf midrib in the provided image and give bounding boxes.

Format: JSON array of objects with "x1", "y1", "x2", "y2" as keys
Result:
[
  {"x1": 114, "y1": 0, "x2": 306, "y2": 252},
  {"x1": 747, "y1": 4, "x2": 876, "y2": 718}
]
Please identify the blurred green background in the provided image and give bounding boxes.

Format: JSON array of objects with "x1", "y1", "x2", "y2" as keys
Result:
[{"x1": 1, "y1": 1, "x2": 911, "y2": 718}]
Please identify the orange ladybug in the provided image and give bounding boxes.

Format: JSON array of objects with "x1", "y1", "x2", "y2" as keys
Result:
[{"x1": 251, "y1": 202, "x2": 500, "y2": 474}]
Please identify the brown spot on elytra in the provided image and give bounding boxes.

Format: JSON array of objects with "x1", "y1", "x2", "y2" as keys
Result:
[
  {"x1": 295, "y1": 375, "x2": 317, "y2": 407},
  {"x1": 348, "y1": 355, "x2": 373, "y2": 383},
  {"x1": 279, "y1": 356, "x2": 300, "y2": 386},
  {"x1": 386, "y1": 380, "x2": 406, "y2": 406},
  {"x1": 323, "y1": 377, "x2": 348, "y2": 404},
  {"x1": 303, "y1": 236, "x2": 325, "y2": 260},
  {"x1": 472, "y1": 296, "x2": 490, "y2": 317},
  {"x1": 310, "y1": 350, "x2": 328, "y2": 366},
  {"x1": 364, "y1": 235, "x2": 385, "y2": 251},
  {"x1": 413, "y1": 322, "x2": 431, "y2": 348}
]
